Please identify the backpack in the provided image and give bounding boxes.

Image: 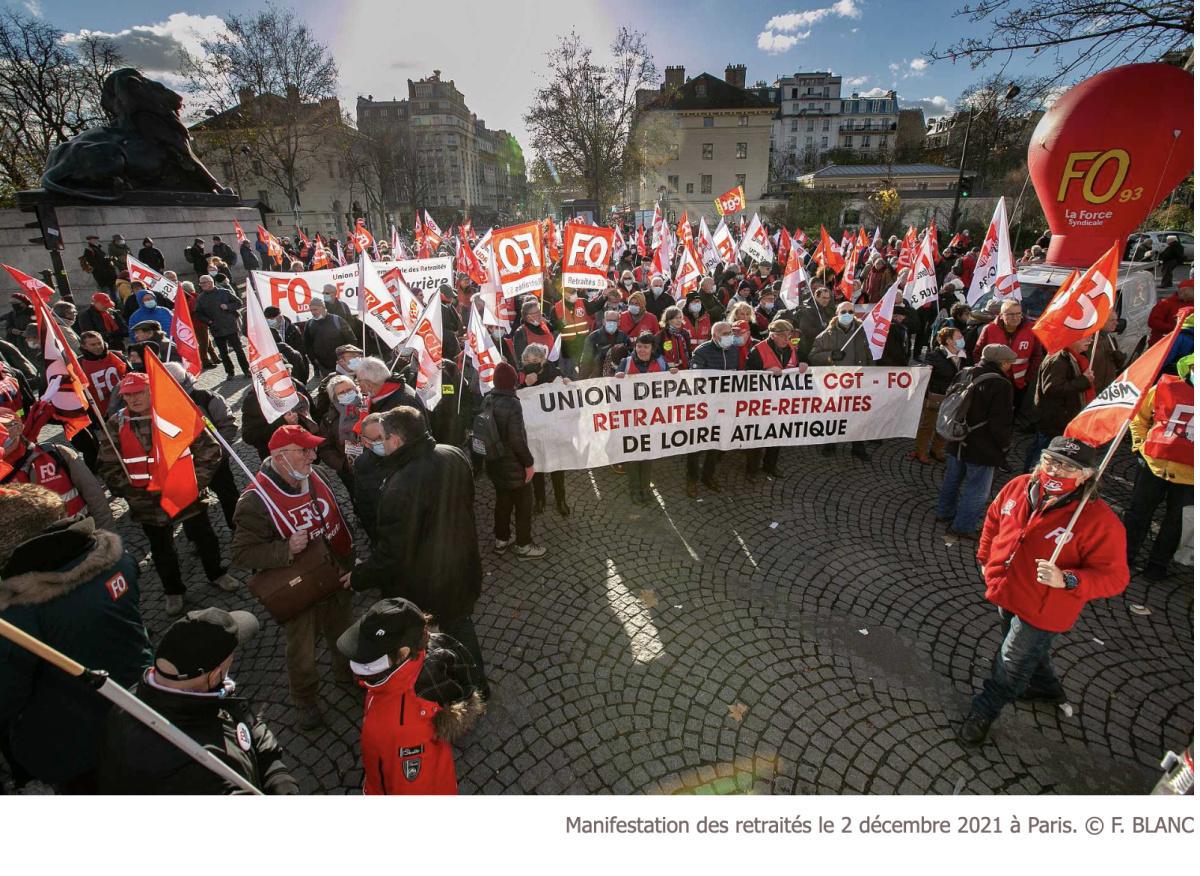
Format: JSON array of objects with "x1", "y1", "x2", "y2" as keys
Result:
[
  {"x1": 470, "y1": 394, "x2": 504, "y2": 460},
  {"x1": 935, "y1": 366, "x2": 1005, "y2": 442}
]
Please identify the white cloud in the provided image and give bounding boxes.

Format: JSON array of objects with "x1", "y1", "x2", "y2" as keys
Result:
[
  {"x1": 888, "y1": 62, "x2": 900, "y2": 72},
  {"x1": 844, "y1": 75, "x2": 869, "y2": 87},
  {"x1": 1041, "y1": 85, "x2": 1070, "y2": 109},
  {"x1": 23, "y1": 1, "x2": 43, "y2": 16},
  {"x1": 909, "y1": 58, "x2": 928, "y2": 71},
  {"x1": 61, "y1": 13, "x2": 228, "y2": 76},
  {"x1": 902, "y1": 95, "x2": 954, "y2": 118},
  {"x1": 859, "y1": 87, "x2": 890, "y2": 98},
  {"x1": 758, "y1": 1, "x2": 861, "y2": 55},
  {"x1": 757, "y1": 31, "x2": 807, "y2": 54}
]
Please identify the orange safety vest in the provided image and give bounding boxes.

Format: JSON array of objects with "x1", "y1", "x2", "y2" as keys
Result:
[
  {"x1": 118, "y1": 414, "x2": 189, "y2": 491},
  {"x1": 554, "y1": 297, "x2": 593, "y2": 340},
  {"x1": 1143, "y1": 375, "x2": 1194, "y2": 466},
  {"x1": 683, "y1": 313, "x2": 711, "y2": 350},
  {"x1": 753, "y1": 339, "x2": 798, "y2": 370},
  {"x1": 2, "y1": 442, "x2": 86, "y2": 517}
]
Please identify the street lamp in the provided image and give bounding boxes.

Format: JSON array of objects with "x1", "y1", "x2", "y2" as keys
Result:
[{"x1": 948, "y1": 83, "x2": 1020, "y2": 232}]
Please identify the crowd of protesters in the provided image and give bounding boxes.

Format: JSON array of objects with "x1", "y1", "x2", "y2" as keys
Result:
[{"x1": 0, "y1": 213, "x2": 1192, "y2": 794}]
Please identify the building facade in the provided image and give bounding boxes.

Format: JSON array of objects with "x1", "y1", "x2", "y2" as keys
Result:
[
  {"x1": 772, "y1": 72, "x2": 843, "y2": 171},
  {"x1": 630, "y1": 65, "x2": 776, "y2": 224},
  {"x1": 794, "y1": 163, "x2": 990, "y2": 230},
  {"x1": 836, "y1": 90, "x2": 900, "y2": 157},
  {"x1": 356, "y1": 71, "x2": 526, "y2": 226}
]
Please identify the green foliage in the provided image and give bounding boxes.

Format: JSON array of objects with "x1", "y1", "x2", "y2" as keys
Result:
[
  {"x1": 1144, "y1": 203, "x2": 1193, "y2": 233},
  {"x1": 769, "y1": 188, "x2": 850, "y2": 233}
]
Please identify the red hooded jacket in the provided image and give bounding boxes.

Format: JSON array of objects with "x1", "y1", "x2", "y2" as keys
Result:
[{"x1": 977, "y1": 474, "x2": 1128, "y2": 633}]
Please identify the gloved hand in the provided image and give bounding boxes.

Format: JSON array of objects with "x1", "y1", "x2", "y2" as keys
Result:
[{"x1": 830, "y1": 349, "x2": 846, "y2": 363}]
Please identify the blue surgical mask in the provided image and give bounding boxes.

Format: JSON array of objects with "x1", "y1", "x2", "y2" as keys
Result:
[
  {"x1": 733, "y1": 334, "x2": 747, "y2": 346},
  {"x1": 369, "y1": 441, "x2": 386, "y2": 457},
  {"x1": 628, "y1": 305, "x2": 642, "y2": 316},
  {"x1": 604, "y1": 320, "x2": 618, "y2": 333},
  {"x1": 688, "y1": 302, "x2": 702, "y2": 315},
  {"x1": 718, "y1": 334, "x2": 736, "y2": 349},
  {"x1": 838, "y1": 313, "x2": 854, "y2": 327},
  {"x1": 954, "y1": 338, "x2": 966, "y2": 351},
  {"x1": 348, "y1": 357, "x2": 363, "y2": 370},
  {"x1": 337, "y1": 391, "x2": 358, "y2": 406}
]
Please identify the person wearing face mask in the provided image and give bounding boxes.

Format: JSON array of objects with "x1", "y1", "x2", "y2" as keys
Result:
[
  {"x1": 936, "y1": 344, "x2": 1016, "y2": 541},
  {"x1": 350, "y1": 408, "x2": 490, "y2": 694},
  {"x1": 784, "y1": 285, "x2": 833, "y2": 359},
  {"x1": 680, "y1": 292, "x2": 710, "y2": 355},
  {"x1": 579, "y1": 307, "x2": 631, "y2": 379},
  {"x1": 183, "y1": 237, "x2": 209, "y2": 279},
  {"x1": 552, "y1": 286, "x2": 594, "y2": 378},
  {"x1": 658, "y1": 306, "x2": 692, "y2": 369},
  {"x1": 914, "y1": 327, "x2": 968, "y2": 463},
  {"x1": 1123, "y1": 354, "x2": 1194, "y2": 582},
  {"x1": 97, "y1": 372, "x2": 232, "y2": 617},
  {"x1": 521, "y1": 344, "x2": 571, "y2": 517},
  {"x1": 744, "y1": 319, "x2": 806, "y2": 479},
  {"x1": 510, "y1": 298, "x2": 558, "y2": 365},
  {"x1": 301, "y1": 297, "x2": 357, "y2": 377},
  {"x1": 974, "y1": 300, "x2": 1043, "y2": 419},
  {"x1": 240, "y1": 360, "x2": 317, "y2": 460},
  {"x1": 0, "y1": 483, "x2": 150, "y2": 794},
  {"x1": 99, "y1": 606, "x2": 299, "y2": 794},
  {"x1": 645, "y1": 273, "x2": 674, "y2": 321},
  {"x1": 810, "y1": 303, "x2": 876, "y2": 461},
  {"x1": 126, "y1": 291, "x2": 172, "y2": 342},
  {"x1": 686, "y1": 321, "x2": 743, "y2": 495},
  {"x1": 231, "y1": 425, "x2": 355, "y2": 730},
  {"x1": 616, "y1": 290, "x2": 657, "y2": 339},
  {"x1": 958, "y1": 436, "x2": 1128, "y2": 746},
  {"x1": 194, "y1": 274, "x2": 249, "y2": 382},
  {"x1": 316, "y1": 374, "x2": 363, "y2": 491},
  {"x1": 311, "y1": 343, "x2": 365, "y2": 422},
  {"x1": 752, "y1": 288, "x2": 782, "y2": 335}
]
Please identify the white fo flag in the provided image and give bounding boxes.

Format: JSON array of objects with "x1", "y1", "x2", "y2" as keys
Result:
[
  {"x1": 357, "y1": 250, "x2": 415, "y2": 348},
  {"x1": 967, "y1": 197, "x2": 1019, "y2": 305},
  {"x1": 863, "y1": 278, "x2": 902, "y2": 361},
  {"x1": 711, "y1": 219, "x2": 737, "y2": 265},
  {"x1": 697, "y1": 217, "x2": 720, "y2": 272},
  {"x1": 245, "y1": 289, "x2": 299, "y2": 419},
  {"x1": 403, "y1": 292, "x2": 444, "y2": 410},
  {"x1": 465, "y1": 296, "x2": 501, "y2": 394}
]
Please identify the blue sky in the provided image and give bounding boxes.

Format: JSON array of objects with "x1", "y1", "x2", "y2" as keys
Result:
[{"x1": 34, "y1": 0, "x2": 1060, "y2": 150}]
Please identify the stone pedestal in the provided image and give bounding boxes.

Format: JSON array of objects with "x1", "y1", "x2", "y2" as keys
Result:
[{"x1": 0, "y1": 201, "x2": 262, "y2": 304}]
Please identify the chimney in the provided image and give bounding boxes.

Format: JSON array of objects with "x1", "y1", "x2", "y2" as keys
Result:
[
  {"x1": 237, "y1": 86, "x2": 254, "y2": 107},
  {"x1": 286, "y1": 84, "x2": 300, "y2": 105},
  {"x1": 724, "y1": 64, "x2": 747, "y2": 90},
  {"x1": 664, "y1": 66, "x2": 685, "y2": 89}
]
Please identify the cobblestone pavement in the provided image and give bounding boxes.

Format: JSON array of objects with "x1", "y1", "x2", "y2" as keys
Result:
[{"x1": 9, "y1": 365, "x2": 1194, "y2": 795}]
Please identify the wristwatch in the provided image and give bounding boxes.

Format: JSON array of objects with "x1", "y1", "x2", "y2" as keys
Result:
[{"x1": 1062, "y1": 571, "x2": 1080, "y2": 591}]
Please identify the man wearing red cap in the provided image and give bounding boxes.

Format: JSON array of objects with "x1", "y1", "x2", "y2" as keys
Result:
[
  {"x1": 230, "y1": 424, "x2": 355, "y2": 729},
  {"x1": 97, "y1": 371, "x2": 229, "y2": 616},
  {"x1": 75, "y1": 292, "x2": 128, "y2": 352},
  {"x1": 0, "y1": 407, "x2": 114, "y2": 530}
]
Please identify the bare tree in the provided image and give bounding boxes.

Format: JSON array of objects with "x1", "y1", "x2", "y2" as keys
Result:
[
  {"x1": 927, "y1": 1, "x2": 1193, "y2": 92},
  {"x1": 0, "y1": 8, "x2": 122, "y2": 202},
  {"x1": 524, "y1": 27, "x2": 657, "y2": 209},
  {"x1": 183, "y1": 4, "x2": 340, "y2": 220}
]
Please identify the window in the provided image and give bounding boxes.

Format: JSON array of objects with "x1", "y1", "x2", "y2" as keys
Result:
[
  {"x1": 702, "y1": 116, "x2": 714, "y2": 127},
  {"x1": 822, "y1": 119, "x2": 829, "y2": 131},
  {"x1": 788, "y1": 137, "x2": 796, "y2": 150},
  {"x1": 805, "y1": 136, "x2": 813, "y2": 146},
  {"x1": 251, "y1": 159, "x2": 263, "y2": 175},
  {"x1": 806, "y1": 119, "x2": 814, "y2": 131},
  {"x1": 821, "y1": 136, "x2": 828, "y2": 148},
  {"x1": 667, "y1": 174, "x2": 679, "y2": 191},
  {"x1": 791, "y1": 87, "x2": 798, "y2": 98},
  {"x1": 735, "y1": 173, "x2": 746, "y2": 189},
  {"x1": 862, "y1": 135, "x2": 871, "y2": 147},
  {"x1": 700, "y1": 175, "x2": 712, "y2": 193},
  {"x1": 790, "y1": 119, "x2": 798, "y2": 132},
  {"x1": 823, "y1": 87, "x2": 829, "y2": 97},
  {"x1": 738, "y1": 114, "x2": 748, "y2": 126},
  {"x1": 686, "y1": 182, "x2": 694, "y2": 194},
  {"x1": 736, "y1": 142, "x2": 747, "y2": 159},
  {"x1": 843, "y1": 136, "x2": 853, "y2": 148},
  {"x1": 696, "y1": 83, "x2": 706, "y2": 97},
  {"x1": 702, "y1": 143, "x2": 713, "y2": 160}
]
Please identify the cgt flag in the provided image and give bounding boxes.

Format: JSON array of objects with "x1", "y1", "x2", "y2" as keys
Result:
[
  {"x1": 777, "y1": 244, "x2": 811, "y2": 310},
  {"x1": 714, "y1": 184, "x2": 745, "y2": 216},
  {"x1": 144, "y1": 349, "x2": 206, "y2": 517},
  {"x1": 1064, "y1": 317, "x2": 1184, "y2": 447},
  {"x1": 170, "y1": 283, "x2": 203, "y2": 376},
  {"x1": 815, "y1": 226, "x2": 845, "y2": 275},
  {"x1": 1033, "y1": 241, "x2": 1121, "y2": 355}
]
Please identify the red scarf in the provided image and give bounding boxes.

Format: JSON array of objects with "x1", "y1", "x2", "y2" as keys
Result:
[
  {"x1": 354, "y1": 381, "x2": 403, "y2": 434},
  {"x1": 1068, "y1": 349, "x2": 1096, "y2": 403},
  {"x1": 97, "y1": 306, "x2": 119, "y2": 334}
]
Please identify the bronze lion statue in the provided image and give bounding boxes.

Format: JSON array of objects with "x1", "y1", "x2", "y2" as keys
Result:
[{"x1": 41, "y1": 68, "x2": 231, "y2": 201}]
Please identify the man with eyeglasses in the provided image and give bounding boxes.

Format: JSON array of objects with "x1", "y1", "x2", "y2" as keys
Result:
[{"x1": 958, "y1": 436, "x2": 1129, "y2": 746}]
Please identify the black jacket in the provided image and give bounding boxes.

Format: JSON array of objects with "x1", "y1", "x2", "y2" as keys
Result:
[
  {"x1": 353, "y1": 436, "x2": 482, "y2": 623},
  {"x1": 579, "y1": 327, "x2": 630, "y2": 378},
  {"x1": 212, "y1": 241, "x2": 237, "y2": 265},
  {"x1": 76, "y1": 305, "x2": 128, "y2": 349},
  {"x1": 183, "y1": 243, "x2": 209, "y2": 275},
  {"x1": 302, "y1": 314, "x2": 355, "y2": 369},
  {"x1": 98, "y1": 675, "x2": 299, "y2": 794},
  {"x1": 925, "y1": 346, "x2": 966, "y2": 394},
  {"x1": 485, "y1": 388, "x2": 534, "y2": 490},
  {"x1": 0, "y1": 520, "x2": 150, "y2": 785},
  {"x1": 136, "y1": 246, "x2": 165, "y2": 272},
  {"x1": 240, "y1": 243, "x2": 261, "y2": 272},
  {"x1": 240, "y1": 378, "x2": 316, "y2": 459},
  {"x1": 194, "y1": 287, "x2": 243, "y2": 337},
  {"x1": 947, "y1": 362, "x2": 1014, "y2": 467},
  {"x1": 82, "y1": 244, "x2": 117, "y2": 285},
  {"x1": 690, "y1": 339, "x2": 742, "y2": 371}
]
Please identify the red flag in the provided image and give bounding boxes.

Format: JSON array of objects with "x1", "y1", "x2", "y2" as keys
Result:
[
  {"x1": 777, "y1": 227, "x2": 792, "y2": 267},
  {"x1": 2, "y1": 264, "x2": 54, "y2": 302},
  {"x1": 311, "y1": 235, "x2": 331, "y2": 270},
  {"x1": 543, "y1": 218, "x2": 560, "y2": 264},
  {"x1": 233, "y1": 220, "x2": 247, "y2": 247},
  {"x1": 857, "y1": 227, "x2": 870, "y2": 250},
  {"x1": 144, "y1": 349, "x2": 206, "y2": 517},
  {"x1": 457, "y1": 231, "x2": 487, "y2": 284},
  {"x1": 170, "y1": 283, "x2": 203, "y2": 377},
  {"x1": 636, "y1": 225, "x2": 647, "y2": 258},
  {"x1": 1032, "y1": 241, "x2": 1121, "y2": 355},
  {"x1": 353, "y1": 218, "x2": 375, "y2": 255},
  {"x1": 838, "y1": 236, "x2": 864, "y2": 300},
  {"x1": 423, "y1": 211, "x2": 444, "y2": 249},
  {"x1": 1064, "y1": 317, "x2": 1185, "y2": 446},
  {"x1": 816, "y1": 226, "x2": 845, "y2": 275},
  {"x1": 28, "y1": 291, "x2": 91, "y2": 437},
  {"x1": 257, "y1": 225, "x2": 283, "y2": 264}
]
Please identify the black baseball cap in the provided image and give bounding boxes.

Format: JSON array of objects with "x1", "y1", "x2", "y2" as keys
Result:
[
  {"x1": 336, "y1": 598, "x2": 426, "y2": 673},
  {"x1": 155, "y1": 608, "x2": 258, "y2": 680},
  {"x1": 1044, "y1": 435, "x2": 1098, "y2": 468}
]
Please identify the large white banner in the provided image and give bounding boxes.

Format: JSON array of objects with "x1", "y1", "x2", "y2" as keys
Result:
[
  {"x1": 520, "y1": 367, "x2": 930, "y2": 472},
  {"x1": 251, "y1": 257, "x2": 452, "y2": 322}
]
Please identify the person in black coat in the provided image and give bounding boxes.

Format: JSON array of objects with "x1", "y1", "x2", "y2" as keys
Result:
[
  {"x1": 137, "y1": 238, "x2": 165, "y2": 272},
  {"x1": 183, "y1": 238, "x2": 209, "y2": 278},
  {"x1": 936, "y1": 344, "x2": 1016, "y2": 539},
  {"x1": 240, "y1": 376, "x2": 317, "y2": 460},
  {"x1": 486, "y1": 362, "x2": 545, "y2": 559},
  {"x1": 98, "y1": 607, "x2": 298, "y2": 794},
  {"x1": 351, "y1": 407, "x2": 489, "y2": 696},
  {"x1": 75, "y1": 292, "x2": 128, "y2": 351},
  {"x1": 211, "y1": 235, "x2": 237, "y2": 266},
  {"x1": 876, "y1": 306, "x2": 912, "y2": 366},
  {"x1": 80, "y1": 235, "x2": 117, "y2": 293},
  {"x1": 240, "y1": 240, "x2": 261, "y2": 273}
]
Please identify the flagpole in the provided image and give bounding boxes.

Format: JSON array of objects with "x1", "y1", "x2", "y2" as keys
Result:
[
  {"x1": 0, "y1": 616, "x2": 263, "y2": 795},
  {"x1": 80, "y1": 383, "x2": 133, "y2": 484},
  {"x1": 456, "y1": 352, "x2": 468, "y2": 414},
  {"x1": 1047, "y1": 421, "x2": 1128, "y2": 566}
]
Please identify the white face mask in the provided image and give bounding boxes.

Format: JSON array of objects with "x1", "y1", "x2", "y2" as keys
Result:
[
  {"x1": 623, "y1": 280, "x2": 634, "y2": 289},
  {"x1": 337, "y1": 390, "x2": 358, "y2": 406}
]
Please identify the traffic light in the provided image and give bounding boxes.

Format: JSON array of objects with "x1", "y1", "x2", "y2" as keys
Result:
[{"x1": 959, "y1": 176, "x2": 975, "y2": 200}]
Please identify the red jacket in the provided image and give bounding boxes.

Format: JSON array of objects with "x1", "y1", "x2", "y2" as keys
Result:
[
  {"x1": 1147, "y1": 293, "x2": 1189, "y2": 344},
  {"x1": 974, "y1": 318, "x2": 1043, "y2": 389},
  {"x1": 977, "y1": 474, "x2": 1128, "y2": 633},
  {"x1": 618, "y1": 309, "x2": 659, "y2": 339},
  {"x1": 358, "y1": 653, "x2": 457, "y2": 795}
]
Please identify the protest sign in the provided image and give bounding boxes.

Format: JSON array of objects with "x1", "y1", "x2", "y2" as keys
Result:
[{"x1": 520, "y1": 367, "x2": 930, "y2": 471}]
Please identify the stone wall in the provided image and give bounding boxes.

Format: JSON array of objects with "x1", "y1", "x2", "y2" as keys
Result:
[{"x1": 0, "y1": 203, "x2": 263, "y2": 308}]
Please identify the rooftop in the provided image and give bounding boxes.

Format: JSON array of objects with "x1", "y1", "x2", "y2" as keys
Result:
[
  {"x1": 642, "y1": 73, "x2": 775, "y2": 112},
  {"x1": 802, "y1": 163, "x2": 963, "y2": 178}
]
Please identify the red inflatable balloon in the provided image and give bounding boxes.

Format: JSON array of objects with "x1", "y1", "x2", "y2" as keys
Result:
[{"x1": 1028, "y1": 63, "x2": 1194, "y2": 268}]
